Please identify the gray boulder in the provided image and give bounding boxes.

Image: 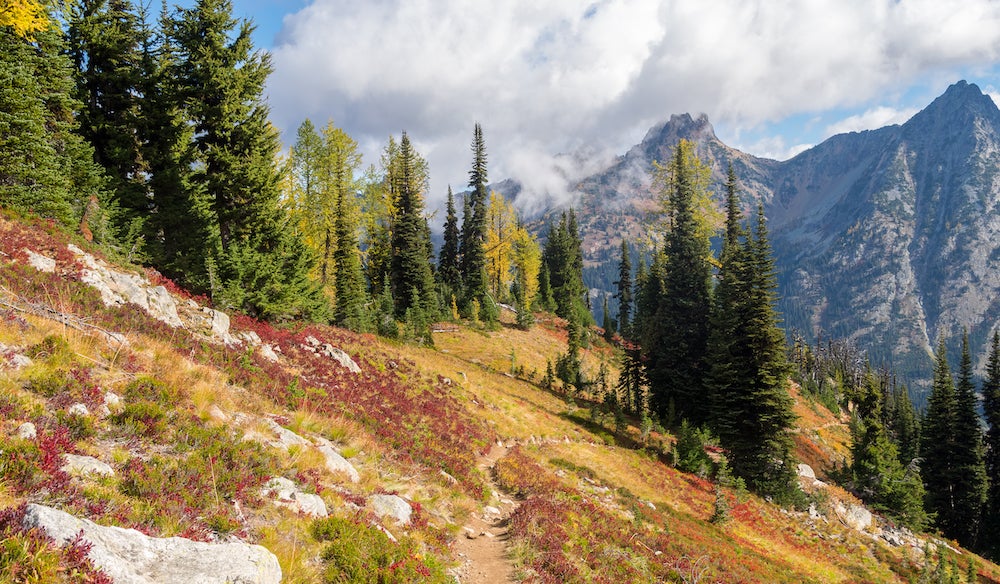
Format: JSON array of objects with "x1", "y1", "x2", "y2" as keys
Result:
[
  {"x1": 60, "y1": 454, "x2": 114, "y2": 477},
  {"x1": 313, "y1": 437, "x2": 360, "y2": 483},
  {"x1": 22, "y1": 504, "x2": 281, "y2": 584},
  {"x1": 16, "y1": 422, "x2": 36, "y2": 440},
  {"x1": 25, "y1": 249, "x2": 56, "y2": 273},
  {"x1": 261, "y1": 477, "x2": 328, "y2": 518},
  {"x1": 368, "y1": 494, "x2": 412, "y2": 525}
]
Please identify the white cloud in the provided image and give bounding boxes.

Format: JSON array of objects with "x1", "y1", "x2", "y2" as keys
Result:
[
  {"x1": 825, "y1": 106, "x2": 921, "y2": 137},
  {"x1": 986, "y1": 85, "x2": 1000, "y2": 108},
  {"x1": 267, "y1": 0, "x2": 1000, "y2": 210}
]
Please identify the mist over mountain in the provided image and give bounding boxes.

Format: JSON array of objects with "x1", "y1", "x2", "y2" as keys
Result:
[{"x1": 527, "y1": 80, "x2": 1000, "y2": 397}]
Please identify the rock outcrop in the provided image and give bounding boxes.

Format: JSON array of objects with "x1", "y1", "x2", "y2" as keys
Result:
[{"x1": 22, "y1": 504, "x2": 282, "y2": 584}]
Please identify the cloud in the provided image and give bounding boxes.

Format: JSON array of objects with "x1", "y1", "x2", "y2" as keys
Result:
[
  {"x1": 986, "y1": 85, "x2": 1000, "y2": 109},
  {"x1": 267, "y1": 0, "x2": 1000, "y2": 211},
  {"x1": 825, "y1": 106, "x2": 922, "y2": 137}
]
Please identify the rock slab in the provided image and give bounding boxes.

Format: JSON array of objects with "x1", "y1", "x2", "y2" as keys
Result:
[{"x1": 22, "y1": 504, "x2": 282, "y2": 584}]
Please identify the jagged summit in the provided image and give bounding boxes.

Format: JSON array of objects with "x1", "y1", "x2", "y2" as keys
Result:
[{"x1": 902, "y1": 80, "x2": 1000, "y2": 143}]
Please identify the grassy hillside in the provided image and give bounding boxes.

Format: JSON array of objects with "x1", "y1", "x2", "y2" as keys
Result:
[{"x1": 1, "y1": 211, "x2": 999, "y2": 583}]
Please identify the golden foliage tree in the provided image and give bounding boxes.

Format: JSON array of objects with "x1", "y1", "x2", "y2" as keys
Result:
[{"x1": 0, "y1": 0, "x2": 48, "y2": 38}]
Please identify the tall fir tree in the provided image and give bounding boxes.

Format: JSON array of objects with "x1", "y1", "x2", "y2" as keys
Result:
[
  {"x1": 332, "y1": 182, "x2": 367, "y2": 332},
  {"x1": 647, "y1": 140, "x2": 713, "y2": 426},
  {"x1": 849, "y1": 368, "x2": 927, "y2": 529},
  {"x1": 714, "y1": 203, "x2": 798, "y2": 498},
  {"x1": 389, "y1": 132, "x2": 436, "y2": 323},
  {"x1": 461, "y1": 123, "x2": 490, "y2": 317},
  {"x1": 922, "y1": 338, "x2": 963, "y2": 542},
  {"x1": 67, "y1": 0, "x2": 147, "y2": 241},
  {"x1": 951, "y1": 331, "x2": 987, "y2": 547},
  {"x1": 614, "y1": 238, "x2": 633, "y2": 338},
  {"x1": 0, "y1": 13, "x2": 106, "y2": 228},
  {"x1": 982, "y1": 331, "x2": 1000, "y2": 558},
  {"x1": 167, "y1": 0, "x2": 323, "y2": 319},
  {"x1": 437, "y1": 185, "x2": 461, "y2": 297}
]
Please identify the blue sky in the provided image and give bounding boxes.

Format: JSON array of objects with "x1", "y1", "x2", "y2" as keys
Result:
[{"x1": 216, "y1": 0, "x2": 1000, "y2": 212}]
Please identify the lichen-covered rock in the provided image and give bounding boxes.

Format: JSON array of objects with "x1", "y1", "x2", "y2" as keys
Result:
[
  {"x1": 16, "y1": 422, "x2": 36, "y2": 440},
  {"x1": 22, "y1": 504, "x2": 281, "y2": 584},
  {"x1": 25, "y1": 249, "x2": 55, "y2": 273},
  {"x1": 368, "y1": 494, "x2": 412, "y2": 525},
  {"x1": 60, "y1": 454, "x2": 114, "y2": 477},
  {"x1": 261, "y1": 477, "x2": 328, "y2": 517},
  {"x1": 314, "y1": 437, "x2": 360, "y2": 483}
]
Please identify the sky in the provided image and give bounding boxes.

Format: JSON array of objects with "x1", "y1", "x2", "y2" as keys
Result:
[{"x1": 226, "y1": 0, "x2": 1000, "y2": 213}]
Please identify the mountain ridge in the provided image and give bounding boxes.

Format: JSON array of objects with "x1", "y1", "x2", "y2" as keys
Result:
[{"x1": 544, "y1": 80, "x2": 1000, "y2": 395}]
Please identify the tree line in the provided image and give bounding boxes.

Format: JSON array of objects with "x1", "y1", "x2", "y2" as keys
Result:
[{"x1": 1, "y1": 0, "x2": 551, "y2": 338}]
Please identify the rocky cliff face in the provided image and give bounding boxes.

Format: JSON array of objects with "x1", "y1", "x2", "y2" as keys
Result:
[{"x1": 556, "y1": 81, "x2": 1000, "y2": 396}]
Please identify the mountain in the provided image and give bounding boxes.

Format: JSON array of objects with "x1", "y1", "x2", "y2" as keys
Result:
[
  {"x1": 3, "y1": 211, "x2": 1000, "y2": 582},
  {"x1": 557, "y1": 81, "x2": 1000, "y2": 397}
]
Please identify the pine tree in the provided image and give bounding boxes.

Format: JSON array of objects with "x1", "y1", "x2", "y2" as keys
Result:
[
  {"x1": 922, "y1": 338, "x2": 963, "y2": 541},
  {"x1": 951, "y1": 331, "x2": 987, "y2": 547},
  {"x1": 543, "y1": 211, "x2": 587, "y2": 322},
  {"x1": 437, "y1": 186, "x2": 461, "y2": 296},
  {"x1": 614, "y1": 239, "x2": 633, "y2": 338},
  {"x1": 461, "y1": 123, "x2": 490, "y2": 317},
  {"x1": 983, "y1": 331, "x2": 1000, "y2": 558},
  {"x1": 332, "y1": 183, "x2": 367, "y2": 331},
  {"x1": 647, "y1": 140, "x2": 713, "y2": 426},
  {"x1": 602, "y1": 295, "x2": 614, "y2": 342}
]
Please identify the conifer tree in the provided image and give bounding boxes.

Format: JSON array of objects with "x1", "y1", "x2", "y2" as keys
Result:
[
  {"x1": 647, "y1": 140, "x2": 713, "y2": 425},
  {"x1": 167, "y1": 0, "x2": 323, "y2": 319},
  {"x1": 982, "y1": 331, "x2": 1000, "y2": 558},
  {"x1": 389, "y1": 132, "x2": 436, "y2": 322},
  {"x1": 602, "y1": 295, "x2": 614, "y2": 342},
  {"x1": 850, "y1": 368, "x2": 927, "y2": 529},
  {"x1": 0, "y1": 16, "x2": 106, "y2": 227},
  {"x1": 461, "y1": 123, "x2": 490, "y2": 317},
  {"x1": 437, "y1": 186, "x2": 461, "y2": 296},
  {"x1": 951, "y1": 331, "x2": 987, "y2": 547},
  {"x1": 67, "y1": 0, "x2": 147, "y2": 238},
  {"x1": 332, "y1": 184, "x2": 367, "y2": 331},
  {"x1": 542, "y1": 211, "x2": 587, "y2": 322},
  {"x1": 922, "y1": 339, "x2": 962, "y2": 541},
  {"x1": 615, "y1": 238, "x2": 633, "y2": 338}
]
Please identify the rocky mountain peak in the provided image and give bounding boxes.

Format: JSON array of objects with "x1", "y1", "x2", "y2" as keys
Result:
[{"x1": 902, "y1": 80, "x2": 1000, "y2": 142}]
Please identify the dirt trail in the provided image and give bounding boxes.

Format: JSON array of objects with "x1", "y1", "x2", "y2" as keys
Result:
[{"x1": 452, "y1": 442, "x2": 518, "y2": 584}]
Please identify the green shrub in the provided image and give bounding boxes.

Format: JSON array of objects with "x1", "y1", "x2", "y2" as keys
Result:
[
  {"x1": 310, "y1": 516, "x2": 450, "y2": 584},
  {"x1": 25, "y1": 368, "x2": 76, "y2": 397},
  {"x1": 24, "y1": 335, "x2": 70, "y2": 362},
  {"x1": 57, "y1": 409, "x2": 97, "y2": 440},
  {"x1": 122, "y1": 376, "x2": 182, "y2": 405},
  {"x1": 110, "y1": 401, "x2": 168, "y2": 438}
]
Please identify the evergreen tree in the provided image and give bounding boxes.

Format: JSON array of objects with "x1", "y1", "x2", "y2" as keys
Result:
[
  {"x1": 951, "y1": 331, "x2": 987, "y2": 547},
  {"x1": 850, "y1": 368, "x2": 927, "y2": 529},
  {"x1": 167, "y1": 0, "x2": 323, "y2": 319},
  {"x1": 389, "y1": 132, "x2": 436, "y2": 322},
  {"x1": 332, "y1": 183, "x2": 367, "y2": 331},
  {"x1": 614, "y1": 239, "x2": 633, "y2": 338},
  {"x1": 983, "y1": 331, "x2": 1000, "y2": 558},
  {"x1": 889, "y1": 381, "x2": 921, "y2": 468},
  {"x1": 922, "y1": 339, "x2": 963, "y2": 541},
  {"x1": 714, "y1": 204, "x2": 798, "y2": 498},
  {"x1": 461, "y1": 123, "x2": 490, "y2": 317},
  {"x1": 437, "y1": 186, "x2": 461, "y2": 296},
  {"x1": 0, "y1": 20, "x2": 105, "y2": 226},
  {"x1": 67, "y1": 0, "x2": 147, "y2": 239},
  {"x1": 647, "y1": 140, "x2": 713, "y2": 426},
  {"x1": 536, "y1": 261, "x2": 555, "y2": 312},
  {"x1": 602, "y1": 295, "x2": 614, "y2": 342},
  {"x1": 542, "y1": 211, "x2": 587, "y2": 322}
]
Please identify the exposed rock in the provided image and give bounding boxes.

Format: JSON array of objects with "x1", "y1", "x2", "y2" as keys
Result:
[
  {"x1": 314, "y1": 437, "x2": 361, "y2": 483},
  {"x1": 208, "y1": 405, "x2": 229, "y2": 422},
  {"x1": 368, "y1": 494, "x2": 412, "y2": 525},
  {"x1": 205, "y1": 308, "x2": 233, "y2": 343},
  {"x1": 69, "y1": 244, "x2": 183, "y2": 328},
  {"x1": 16, "y1": 422, "x2": 36, "y2": 440},
  {"x1": 833, "y1": 501, "x2": 872, "y2": 532},
  {"x1": 264, "y1": 418, "x2": 311, "y2": 450},
  {"x1": 8, "y1": 353, "x2": 32, "y2": 369},
  {"x1": 240, "y1": 331, "x2": 262, "y2": 346},
  {"x1": 259, "y1": 344, "x2": 280, "y2": 363},
  {"x1": 261, "y1": 477, "x2": 328, "y2": 518},
  {"x1": 67, "y1": 403, "x2": 90, "y2": 417},
  {"x1": 321, "y1": 344, "x2": 361, "y2": 374},
  {"x1": 797, "y1": 463, "x2": 816, "y2": 480},
  {"x1": 25, "y1": 249, "x2": 55, "y2": 273},
  {"x1": 60, "y1": 454, "x2": 114, "y2": 477},
  {"x1": 104, "y1": 392, "x2": 121, "y2": 407},
  {"x1": 22, "y1": 503, "x2": 281, "y2": 584}
]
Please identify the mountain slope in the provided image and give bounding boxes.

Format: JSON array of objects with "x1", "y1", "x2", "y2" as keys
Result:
[
  {"x1": 557, "y1": 81, "x2": 1000, "y2": 395},
  {"x1": 3, "y1": 211, "x2": 999, "y2": 582}
]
